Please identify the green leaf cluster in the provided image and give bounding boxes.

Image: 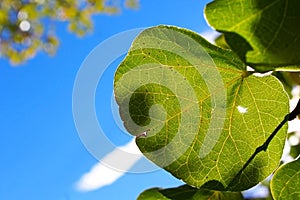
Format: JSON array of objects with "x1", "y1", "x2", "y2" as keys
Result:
[{"x1": 114, "y1": 1, "x2": 300, "y2": 199}]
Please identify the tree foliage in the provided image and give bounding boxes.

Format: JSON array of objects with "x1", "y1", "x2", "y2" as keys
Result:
[
  {"x1": 114, "y1": 0, "x2": 300, "y2": 199},
  {"x1": 0, "y1": 0, "x2": 138, "y2": 64}
]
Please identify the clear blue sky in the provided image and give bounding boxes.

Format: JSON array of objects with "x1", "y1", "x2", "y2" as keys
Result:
[{"x1": 0, "y1": 1, "x2": 214, "y2": 199}]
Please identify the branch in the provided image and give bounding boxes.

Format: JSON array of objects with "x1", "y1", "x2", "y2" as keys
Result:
[
  {"x1": 289, "y1": 98, "x2": 300, "y2": 121},
  {"x1": 226, "y1": 98, "x2": 300, "y2": 189}
]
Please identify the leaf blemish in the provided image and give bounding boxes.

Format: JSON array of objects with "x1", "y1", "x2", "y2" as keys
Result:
[
  {"x1": 237, "y1": 105, "x2": 248, "y2": 114},
  {"x1": 136, "y1": 131, "x2": 147, "y2": 138}
]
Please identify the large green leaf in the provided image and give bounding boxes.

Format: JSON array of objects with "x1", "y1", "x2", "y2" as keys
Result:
[
  {"x1": 114, "y1": 25, "x2": 289, "y2": 191},
  {"x1": 205, "y1": 0, "x2": 300, "y2": 71},
  {"x1": 270, "y1": 159, "x2": 300, "y2": 200},
  {"x1": 137, "y1": 185, "x2": 244, "y2": 200}
]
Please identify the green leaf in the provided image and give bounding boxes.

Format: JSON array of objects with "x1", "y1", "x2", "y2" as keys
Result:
[
  {"x1": 270, "y1": 159, "x2": 300, "y2": 200},
  {"x1": 289, "y1": 144, "x2": 300, "y2": 159},
  {"x1": 205, "y1": 0, "x2": 300, "y2": 71},
  {"x1": 20, "y1": 4, "x2": 39, "y2": 20},
  {"x1": 0, "y1": 9, "x2": 8, "y2": 24},
  {"x1": 114, "y1": 25, "x2": 289, "y2": 191},
  {"x1": 214, "y1": 34, "x2": 230, "y2": 49},
  {"x1": 137, "y1": 185, "x2": 244, "y2": 200}
]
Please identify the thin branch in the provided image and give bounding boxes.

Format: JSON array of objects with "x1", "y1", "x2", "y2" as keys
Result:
[
  {"x1": 289, "y1": 98, "x2": 300, "y2": 121},
  {"x1": 226, "y1": 98, "x2": 300, "y2": 189}
]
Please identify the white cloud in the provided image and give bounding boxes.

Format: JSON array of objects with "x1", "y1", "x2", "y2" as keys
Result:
[
  {"x1": 200, "y1": 30, "x2": 220, "y2": 44},
  {"x1": 75, "y1": 139, "x2": 143, "y2": 192}
]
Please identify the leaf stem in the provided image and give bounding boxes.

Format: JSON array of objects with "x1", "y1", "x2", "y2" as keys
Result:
[
  {"x1": 226, "y1": 98, "x2": 300, "y2": 190},
  {"x1": 288, "y1": 98, "x2": 300, "y2": 121}
]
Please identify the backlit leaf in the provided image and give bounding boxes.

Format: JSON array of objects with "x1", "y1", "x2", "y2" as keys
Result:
[
  {"x1": 205, "y1": 0, "x2": 300, "y2": 72},
  {"x1": 137, "y1": 185, "x2": 244, "y2": 200},
  {"x1": 114, "y1": 25, "x2": 289, "y2": 191},
  {"x1": 270, "y1": 158, "x2": 300, "y2": 200}
]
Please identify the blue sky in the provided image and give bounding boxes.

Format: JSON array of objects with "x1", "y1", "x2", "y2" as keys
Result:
[{"x1": 0, "y1": 1, "x2": 218, "y2": 199}]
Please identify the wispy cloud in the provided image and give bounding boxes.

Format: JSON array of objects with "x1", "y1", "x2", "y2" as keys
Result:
[
  {"x1": 200, "y1": 30, "x2": 220, "y2": 44},
  {"x1": 75, "y1": 139, "x2": 142, "y2": 192}
]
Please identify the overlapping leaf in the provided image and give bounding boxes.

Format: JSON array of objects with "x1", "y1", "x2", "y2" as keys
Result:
[
  {"x1": 271, "y1": 158, "x2": 300, "y2": 200},
  {"x1": 137, "y1": 185, "x2": 244, "y2": 200},
  {"x1": 205, "y1": 0, "x2": 300, "y2": 72},
  {"x1": 114, "y1": 25, "x2": 289, "y2": 191}
]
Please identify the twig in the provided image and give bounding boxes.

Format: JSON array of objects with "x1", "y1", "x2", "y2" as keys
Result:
[
  {"x1": 226, "y1": 98, "x2": 300, "y2": 189},
  {"x1": 288, "y1": 98, "x2": 300, "y2": 121}
]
